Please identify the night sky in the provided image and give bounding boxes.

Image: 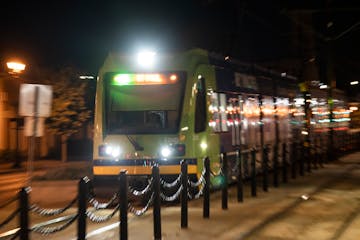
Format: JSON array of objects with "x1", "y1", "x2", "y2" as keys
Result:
[{"x1": 1, "y1": 1, "x2": 359, "y2": 93}]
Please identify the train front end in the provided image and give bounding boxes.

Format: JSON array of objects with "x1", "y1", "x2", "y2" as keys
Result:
[{"x1": 92, "y1": 52, "x2": 198, "y2": 182}]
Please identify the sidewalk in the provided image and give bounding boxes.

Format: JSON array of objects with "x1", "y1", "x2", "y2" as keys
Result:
[
  {"x1": 0, "y1": 159, "x2": 92, "y2": 177},
  {"x1": 122, "y1": 151, "x2": 360, "y2": 240},
  {"x1": 2, "y1": 152, "x2": 360, "y2": 240}
]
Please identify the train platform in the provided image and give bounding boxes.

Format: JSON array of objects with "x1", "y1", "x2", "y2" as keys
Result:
[
  {"x1": 1, "y1": 152, "x2": 360, "y2": 239},
  {"x1": 102, "y1": 151, "x2": 360, "y2": 240}
]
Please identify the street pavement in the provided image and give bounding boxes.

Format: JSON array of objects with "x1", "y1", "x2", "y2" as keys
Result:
[{"x1": 1, "y1": 152, "x2": 360, "y2": 239}]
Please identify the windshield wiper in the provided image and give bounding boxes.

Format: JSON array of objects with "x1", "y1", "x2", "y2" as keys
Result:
[{"x1": 126, "y1": 135, "x2": 144, "y2": 151}]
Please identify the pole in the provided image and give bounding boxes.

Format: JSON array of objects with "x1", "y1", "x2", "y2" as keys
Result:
[
  {"x1": 237, "y1": 149, "x2": 243, "y2": 202},
  {"x1": 251, "y1": 149, "x2": 257, "y2": 197},
  {"x1": 263, "y1": 146, "x2": 269, "y2": 192},
  {"x1": 203, "y1": 157, "x2": 210, "y2": 218},
  {"x1": 119, "y1": 170, "x2": 128, "y2": 240},
  {"x1": 152, "y1": 165, "x2": 161, "y2": 240},
  {"x1": 181, "y1": 160, "x2": 188, "y2": 228},
  {"x1": 19, "y1": 187, "x2": 29, "y2": 240},
  {"x1": 77, "y1": 178, "x2": 87, "y2": 240},
  {"x1": 27, "y1": 86, "x2": 39, "y2": 186},
  {"x1": 273, "y1": 81, "x2": 280, "y2": 188},
  {"x1": 221, "y1": 153, "x2": 228, "y2": 210},
  {"x1": 273, "y1": 145, "x2": 279, "y2": 188},
  {"x1": 258, "y1": 95, "x2": 267, "y2": 192},
  {"x1": 282, "y1": 143, "x2": 288, "y2": 183}
]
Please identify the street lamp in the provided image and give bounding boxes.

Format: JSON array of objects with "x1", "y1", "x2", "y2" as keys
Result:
[
  {"x1": 6, "y1": 60, "x2": 26, "y2": 168},
  {"x1": 6, "y1": 62, "x2": 26, "y2": 73}
]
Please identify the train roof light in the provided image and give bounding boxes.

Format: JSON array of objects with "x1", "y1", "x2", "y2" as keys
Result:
[{"x1": 137, "y1": 51, "x2": 156, "y2": 68}]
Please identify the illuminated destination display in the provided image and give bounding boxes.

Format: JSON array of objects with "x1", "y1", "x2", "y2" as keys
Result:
[{"x1": 112, "y1": 73, "x2": 178, "y2": 85}]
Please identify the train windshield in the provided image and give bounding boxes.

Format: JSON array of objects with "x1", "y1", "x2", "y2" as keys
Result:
[{"x1": 104, "y1": 72, "x2": 186, "y2": 134}]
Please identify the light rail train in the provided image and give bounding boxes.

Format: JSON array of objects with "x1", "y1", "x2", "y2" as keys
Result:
[{"x1": 92, "y1": 48, "x2": 349, "y2": 183}]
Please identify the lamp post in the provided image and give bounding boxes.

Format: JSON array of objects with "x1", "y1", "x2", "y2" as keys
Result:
[{"x1": 6, "y1": 61, "x2": 26, "y2": 168}]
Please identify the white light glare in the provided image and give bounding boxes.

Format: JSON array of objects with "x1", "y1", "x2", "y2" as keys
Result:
[
  {"x1": 301, "y1": 194, "x2": 310, "y2": 200},
  {"x1": 7, "y1": 62, "x2": 26, "y2": 73},
  {"x1": 79, "y1": 75, "x2": 95, "y2": 80},
  {"x1": 137, "y1": 51, "x2": 156, "y2": 68},
  {"x1": 319, "y1": 85, "x2": 328, "y2": 89},
  {"x1": 350, "y1": 81, "x2": 359, "y2": 85},
  {"x1": 200, "y1": 142, "x2": 208, "y2": 150},
  {"x1": 105, "y1": 145, "x2": 121, "y2": 158},
  {"x1": 161, "y1": 147, "x2": 171, "y2": 158}
]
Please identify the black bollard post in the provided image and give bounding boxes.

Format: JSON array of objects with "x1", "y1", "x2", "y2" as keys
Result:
[
  {"x1": 306, "y1": 142, "x2": 311, "y2": 173},
  {"x1": 262, "y1": 146, "x2": 269, "y2": 192},
  {"x1": 181, "y1": 160, "x2": 188, "y2": 228},
  {"x1": 203, "y1": 157, "x2": 210, "y2": 218},
  {"x1": 244, "y1": 150, "x2": 249, "y2": 178},
  {"x1": 221, "y1": 153, "x2": 228, "y2": 210},
  {"x1": 119, "y1": 170, "x2": 128, "y2": 240},
  {"x1": 282, "y1": 143, "x2": 288, "y2": 183},
  {"x1": 273, "y1": 144, "x2": 279, "y2": 188},
  {"x1": 251, "y1": 149, "x2": 257, "y2": 197},
  {"x1": 19, "y1": 187, "x2": 29, "y2": 240},
  {"x1": 78, "y1": 177, "x2": 88, "y2": 240},
  {"x1": 290, "y1": 142, "x2": 299, "y2": 179},
  {"x1": 152, "y1": 164, "x2": 162, "y2": 240},
  {"x1": 237, "y1": 149, "x2": 243, "y2": 202},
  {"x1": 321, "y1": 136, "x2": 326, "y2": 167},
  {"x1": 314, "y1": 139, "x2": 319, "y2": 170},
  {"x1": 300, "y1": 142, "x2": 305, "y2": 176}
]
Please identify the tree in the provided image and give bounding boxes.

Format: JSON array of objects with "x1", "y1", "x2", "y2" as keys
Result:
[{"x1": 43, "y1": 67, "x2": 92, "y2": 162}]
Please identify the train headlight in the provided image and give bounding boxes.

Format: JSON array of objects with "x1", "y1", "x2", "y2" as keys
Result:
[
  {"x1": 99, "y1": 145, "x2": 121, "y2": 158},
  {"x1": 159, "y1": 144, "x2": 185, "y2": 158},
  {"x1": 160, "y1": 146, "x2": 171, "y2": 158}
]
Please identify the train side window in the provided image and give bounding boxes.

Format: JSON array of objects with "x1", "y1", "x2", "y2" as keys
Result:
[
  {"x1": 209, "y1": 92, "x2": 228, "y2": 132},
  {"x1": 195, "y1": 77, "x2": 207, "y2": 133}
]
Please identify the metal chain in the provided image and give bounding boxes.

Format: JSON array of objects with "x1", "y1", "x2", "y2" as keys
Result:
[
  {"x1": 9, "y1": 230, "x2": 20, "y2": 240},
  {"x1": 0, "y1": 208, "x2": 20, "y2": 229},
  {"x1": 128, "y1": 192, "x2": 154, "y2": 217},
  {"x1": 188, "y1": 169, "x2": 206, "y2": 187},
  {"x1": 0, "y1": 195, "x2": 18, "y2": 209},
  {"x1": 88, "y1": 193, "x2": 118, "y2": 210},
  {"x1": 188, "y1": 181, "x2": 205, "y2": 200},
  {"x1": 30, "y1": 197, "x2": 78, "y2": 216},
  {"x1": 128, "y1": 178, "x2": 153, "y2": 196},
  {"x1": 31, "y1": 213, "x2": 78, "y2": 235},
  {"x1": 160, "y1": 185, "x2": 183, "y2": 202},
  {"x1": 86, "y1": 204, "x2": 120, "y2": 223},
  {"x1": 160, "y1": 173, "x2": 182, "y2": 189}
]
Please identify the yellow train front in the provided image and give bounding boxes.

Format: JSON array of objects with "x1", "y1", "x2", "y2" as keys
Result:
[{"x1": 92, "y1": 50, "x2": 211, "y2": 184}]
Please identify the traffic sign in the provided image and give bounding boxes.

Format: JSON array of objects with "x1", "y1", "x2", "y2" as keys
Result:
[{"x1": 19, "y1": 84, "x2": 52, "y2": 117}]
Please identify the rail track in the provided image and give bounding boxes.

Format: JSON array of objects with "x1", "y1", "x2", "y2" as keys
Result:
[{"x1": 239, "y1": 163, "x2": 360, "y2": 240}]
